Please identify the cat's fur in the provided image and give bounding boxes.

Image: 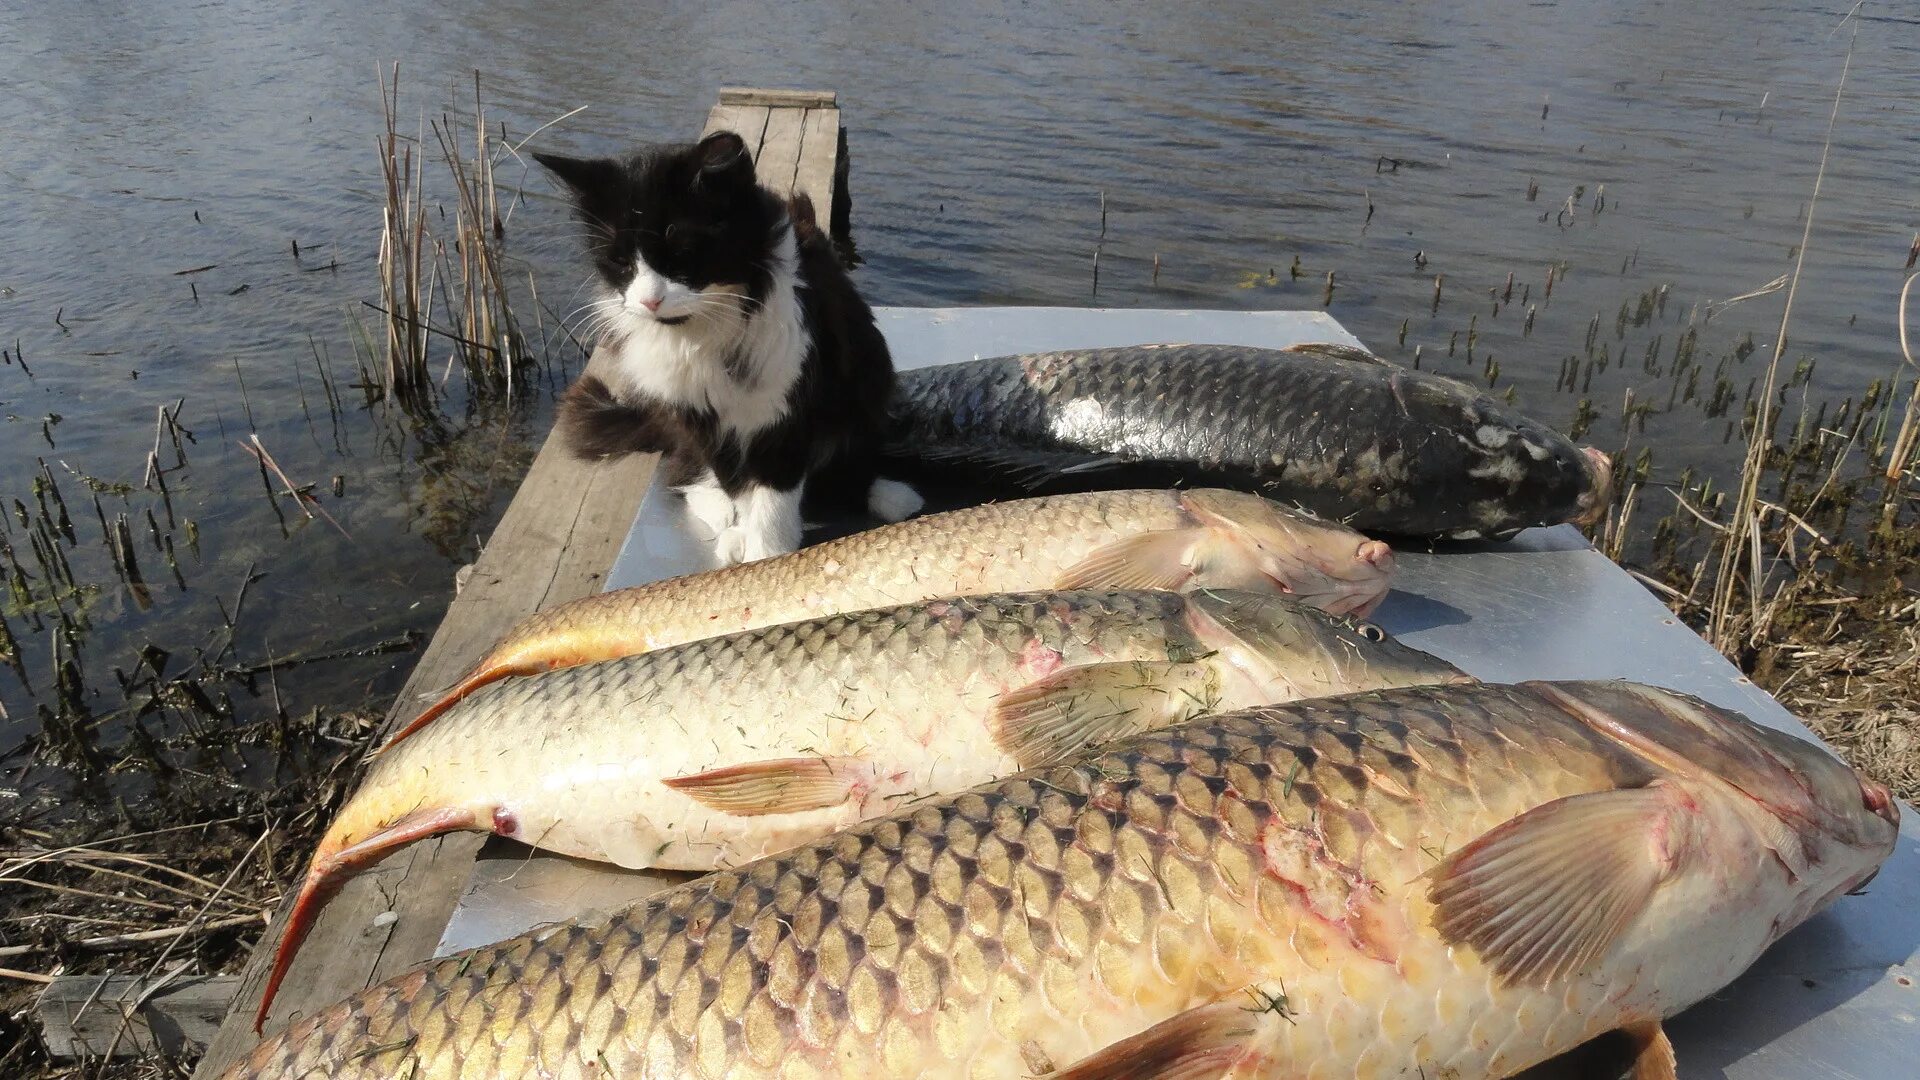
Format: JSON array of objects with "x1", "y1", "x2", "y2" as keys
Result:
[{"x1": 535, "y1": 131, "x2": 920, "y2": 565}]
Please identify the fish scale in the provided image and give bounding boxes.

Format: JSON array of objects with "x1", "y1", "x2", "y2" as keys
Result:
[
  {"x1": 228, "y1": 681, "x2": 1897, "y2": 1079},
  {"x1": 886, "y1": 344, "x2": 1615, "y2": 538},
  {"x1": 254, "y1": 589, "x2": 1464, "y2": 1033},
  {"x1": 387, "y1": 488, "x2": 1394, "y2": 752}
]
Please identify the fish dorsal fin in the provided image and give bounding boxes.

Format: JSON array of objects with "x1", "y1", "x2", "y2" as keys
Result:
[
  {"x1": 662, "y1": 756, "x2": 865, "y2": 817},
  {"x1": 1283, "y1": 341, "x2": 1389, "y2": 366},
  {"x1": 1626, "y1": 1020, "x2": 1677, "y2": 1080},
  {"x1": 1429, "y1": 782, "x2": 1685, "y2": 987},
  {"x1": 1054, "y1": 529, "x2": 1199, "y2": 591},
  {"x1": 1051, "y1": 1002, "x2": 1253, "y2": 1080},
  {"x1": 990, "y1": 660, "x2": 1219, "y2": 769}
]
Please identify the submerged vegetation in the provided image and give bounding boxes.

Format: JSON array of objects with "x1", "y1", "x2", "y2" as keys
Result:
[{"x1": 1, "y1": 72, "x2": 584, "y2": 1071}]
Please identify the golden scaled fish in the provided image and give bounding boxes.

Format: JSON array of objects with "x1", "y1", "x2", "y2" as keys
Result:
[
  {"x1": 229, "y1": 680, "x2": 1896, "y2": 1079},
  {"x1": 388, "y1": 488, "x2": 1393, "y2": 751},
  {"x1": 257, "y1": 589, "x2": 1459, "y2": 1031}
]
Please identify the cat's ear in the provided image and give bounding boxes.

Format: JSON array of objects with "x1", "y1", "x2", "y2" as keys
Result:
[
  {"x1": 532, "y1": 151, "x2": 621, "y2": 200},
  {"x1": 693, "y1": 131, "x2": 754, "y2": 192}
]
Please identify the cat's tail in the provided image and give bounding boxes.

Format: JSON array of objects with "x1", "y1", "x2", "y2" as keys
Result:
[{"x1": 558, "y1": 374, "x2": 681, "y2": 460}]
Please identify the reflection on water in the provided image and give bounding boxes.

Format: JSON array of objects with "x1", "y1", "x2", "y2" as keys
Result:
[{"x1": 0, "y1": 1, "x2": 1915, "y2": 798}]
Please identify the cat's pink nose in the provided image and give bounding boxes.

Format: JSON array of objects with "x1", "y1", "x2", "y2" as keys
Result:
[{"x1": 638, "y1": 298, "x2": 662, "y2": 312}]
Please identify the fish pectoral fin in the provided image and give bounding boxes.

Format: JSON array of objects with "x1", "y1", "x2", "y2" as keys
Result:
[
  {"x1": 1625, "y1": 1020, "x2": 1677, "y2": 1080},
  {"x1": 1055, "y1": 529, "x2": 1199, "y2": 591},
  {"x1": 662, "y1": 756, "x2": 866, "y2": 817},
  {"x1": 1051, "y1": 1002, "x2": 1254, "y2": 1080},
  {"x1": 990, "y1": 661, "x2": 1216, "y2": 769},
  {"x1": 1428, "y1": 782, "x2": 1685, "y2": 988}
]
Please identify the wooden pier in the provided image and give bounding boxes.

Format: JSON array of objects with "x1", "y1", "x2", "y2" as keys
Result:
[{"x1": 178, "y1": 88, "x2": 848, "y2": 1077}]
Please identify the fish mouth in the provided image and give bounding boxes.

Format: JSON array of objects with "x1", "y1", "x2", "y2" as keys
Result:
[
  {"x1": 1254, "y1": 541, "x2": 1394, "y2": 616},
  {"x1": 1570, "y1": 446, "x2": 1614, "y2": 526},
  {"x1": 1862, "y1": 778, "x2": 1900, "y2": 829}
]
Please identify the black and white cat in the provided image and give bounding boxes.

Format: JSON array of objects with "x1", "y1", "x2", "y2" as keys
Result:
[{"x1": 534, "y1": 130, "x2": 921, "y2": 565}]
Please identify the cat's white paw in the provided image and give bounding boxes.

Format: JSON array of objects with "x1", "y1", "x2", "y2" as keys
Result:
[
  {"x1": 726, "y1": 484, "x2": 803, "y2": 563},
  {"x1": 867, "y1": 477, "x2": 924, "y2": 522},
  {"x1": 712, "y1": 526, "x2": 751, "y2": 566},
  {"x1": 678, "y1": 472, "x2": 736, "y2": 537}
]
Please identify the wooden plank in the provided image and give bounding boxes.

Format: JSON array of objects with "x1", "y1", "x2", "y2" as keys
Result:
[
  {"x1": 792, "y1": 106, "x2": 841, "y2": 212},
  {"x1": 702, "y1": 102, "x2": 769, "y2": 152},
  {"x1": 192, "y1": 358, "x2": 659, "y2": 1078},
  {"x1": 753, "y1": 107, "x2": 806, "y2": 198},
  {"x1": 39, "y1": 974, "x2": 239, "y2": 1059},
  {"x1": 718, "y1": 87, "x2": 836, "y2": 109}
]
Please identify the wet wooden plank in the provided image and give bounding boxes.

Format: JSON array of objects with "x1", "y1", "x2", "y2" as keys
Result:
[
  {"x1": 39, "y1": 973, "x2": 239, "y2": 1060},
  {"x1": 718, "y1": 87, "x2": 836, "y2": 108}
]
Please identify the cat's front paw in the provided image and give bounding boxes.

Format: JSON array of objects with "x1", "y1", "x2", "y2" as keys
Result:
[
  {"x1": 712, "y1": 526, "x2": 751, "y2": 566},
  {"x1": 712, "y1": 523, "x2": 796, "y2": 566},
  {"x1": 867, "y1": 477, "x2": 924, "y2": 522},
  {"x1": 679, "y1": 475, "x2": 737, "y2": 537}
]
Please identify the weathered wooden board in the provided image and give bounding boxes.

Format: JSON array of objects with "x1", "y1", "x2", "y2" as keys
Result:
[
  {"x1": 794, "y1": 107, "x2": 842, "y2": 215},
  {"x1": 40, "y1": 973, "x2": 240, "y2": 1060},
  {"x1": 190, "y1": 88, "x2": 847, "y2": 1078},
  {"x1": 754, "y1": 107, "x2": 807, "y2": 195},
  {"x1": 718, "y1": 86, "x2": 836, "y2": 108},
  {"x1": 703, "y1": 102, "x2": 770, "y2": 150}
]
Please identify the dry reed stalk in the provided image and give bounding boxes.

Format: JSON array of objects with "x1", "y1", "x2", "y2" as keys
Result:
[
  {"x1": 1884, "y1": 272, "x2": 1920, "y2": 479},
  {"x1": 1708, "y1": 22, "x2": 1855, "y2": 647}
]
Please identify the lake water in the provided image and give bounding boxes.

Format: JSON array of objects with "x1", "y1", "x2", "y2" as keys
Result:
[{"x1": 1, "y1": 0, "x2": 1915, "y2": 806}]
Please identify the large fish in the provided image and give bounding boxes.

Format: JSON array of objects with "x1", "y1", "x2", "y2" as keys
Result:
[
  {"x1": 257, "y1": 589, "x2": 1461, "y2": 1030},
  {"x1": 226, "y1": 681, "x2": 1897, "y2": 1080},
  {"x1": 885, "y1": 342, "x2": 1615, "y2": 539},
  {"x1": 390, "y1": 488, "x2": 1394, "y2": 751}
]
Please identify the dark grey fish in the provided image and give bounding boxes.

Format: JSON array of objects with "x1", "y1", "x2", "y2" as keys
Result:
[{"x1": 885, "y1": 342, "x2": 1614, "y2": 539}]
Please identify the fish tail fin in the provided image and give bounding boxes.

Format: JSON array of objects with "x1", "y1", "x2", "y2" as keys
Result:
[{"x1": 256, "y1": 804, "x2": 480, "y2": 1032}]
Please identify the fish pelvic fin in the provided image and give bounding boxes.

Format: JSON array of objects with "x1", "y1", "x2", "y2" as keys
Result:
[
  {"x1": 256, "y1": 804, "x2": 479, "y2": 1033},
  {"x1": 990, "y1": 660, "x2": 1221, "y2": 770},
  {"x1": 1054, "y1": 529, "x2": 1200, "y2": 592},
  {"x1": 663, "y1": 756, "x2": 867, "y2": 817},
  {"x1": 1625, "y1": 1020, "x2": 1677, "y2": 1080},
  {"x1": 1050, "y1": 1001, "x2": 1256, "y2": 1080},
  {"x1": 1428, "y1": 782, "x2": 1686, "y2": 988}
]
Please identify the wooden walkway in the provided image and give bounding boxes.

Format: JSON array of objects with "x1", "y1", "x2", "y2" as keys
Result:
[{"x1": 186, "y1": 89, "x2": 846, "y2": 1077}]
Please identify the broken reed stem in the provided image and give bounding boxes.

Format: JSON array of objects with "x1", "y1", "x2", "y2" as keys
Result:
[
  {"x1": 1709, "y1": 22, "x2": 1854, "y2": 647},
  {"x1": 241, "y1": 435, "x2": 352, "y2": 540}
]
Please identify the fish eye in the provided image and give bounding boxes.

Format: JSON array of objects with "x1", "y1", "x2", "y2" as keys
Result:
[{"x1": 1356, "y1": 623, "x2": 1386, "y2": 643}]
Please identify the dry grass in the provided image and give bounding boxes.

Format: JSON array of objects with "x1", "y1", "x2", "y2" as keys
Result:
[{"x1": 0, "y1": 709, "x2": 377, "y2": 1075}]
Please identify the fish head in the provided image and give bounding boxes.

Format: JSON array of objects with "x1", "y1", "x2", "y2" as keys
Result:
[
  {"x1": 1183, "y1": 589, "x2": 1472, "y2": 704},
  {"x1": 1177, "y1": 489, "x2": 1395, "y2": 616},
  {"x1": 1534, "y1": 681, "x2": 1898, "y2": 936}
]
